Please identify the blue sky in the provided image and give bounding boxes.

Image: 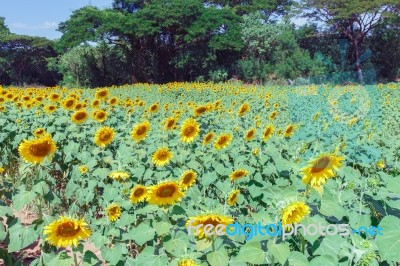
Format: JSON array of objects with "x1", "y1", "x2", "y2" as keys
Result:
[{"x1": 0, "y1": 0, "x2": 113, "y2": 39}]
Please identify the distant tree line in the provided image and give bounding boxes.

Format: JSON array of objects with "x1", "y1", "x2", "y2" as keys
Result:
[{"x1": 0, "y1": 0, "x2": 399, "y2": 87}]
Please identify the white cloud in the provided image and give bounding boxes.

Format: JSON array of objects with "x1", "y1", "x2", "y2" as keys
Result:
[{"x1": 11, "y1": 21, "x2": 58, "y2": 30}]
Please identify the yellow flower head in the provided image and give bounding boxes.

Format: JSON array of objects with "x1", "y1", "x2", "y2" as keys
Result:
[
  {"x1": 95, "y1": 88, "x2": 109, "y2": 100},
  {"x1": 179, "y1": 170, "x2": 197, "y2": 190},
  {"x1": 238, "y1": 103, "x2": 250, "y2": 116},
  {"x1": 178, "y1": 258, "x2": 198, "y2": 266},
  {"x1": 164, "y1": 117, "x2": 177, "y2": 130},
  {"x1": 202, "y1": 132, "x2": 215, "y2": 145},
  {"x1": 244, "y1": 128, "x2": 256, "y2": 141},
  {"x1": 71, "y1": 110, "x2": 89, "y2": 124},
  {"x1": 106, "y1": 203, "x2": 122, "y2": 222},
  {"x1": 130, "y1": 185, "x2": 148, "y2": 204},
  {"x1": 283, "y1": 124, "x2": 295, "y2": 138},
  {"x1": 301, "y1": 153, "x2": 344, "y2": 189},
  {"x1": 227, "y1": 189, "x2": 240, "y2": 206},
  {"x1": 186, "y1": 214, "x2": 233, "y2": 239},
  {"x1": 93, "y1": 110, "x2": 108, "y2": 123},
  {"x1": 43, "y1": 216, "x2": 91, "y2": 248},
  {"x1": 33, "y1": 128, "x2": 47, "y2": 138},
  {"x1": 214, "y1": 133, "x2": 232, "y2": 150},
  {"x1": 94, "y1": 127, "x2": 115, "y2": 147},
  {"x1": 152, "y1": 147, "x2": 173, "y2": 167},
  {"x1": 18, "y1": 134, "x2": 57, "y2": 164},
  {"x1": 180, "y1": 118, "x2": 200, "y2": 143},
  {"x1": 147, "y1": 180, "x2": 185, "y2": 206},
  {"x1": 230, "y1": 169, "x2": 249, "y2": 182},
  {"x1": 109, "y1": 171, "x2": 130, "y2": 182},
  {"x1": 131, "y1": 121, "x2": 151, "y2": 142},
  {"x1": 79, "y1": 165, "x2": 88, "y2": 174},
  {"x1": 281, "y1": 201, "x2": 310, "y2": 226}
]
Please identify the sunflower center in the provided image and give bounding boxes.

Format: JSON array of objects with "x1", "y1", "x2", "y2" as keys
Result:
[
  {"x1": 205, "y1": 134, "x2": 213, "y2": 141},
  {"x1": 96, "y1": 112, "x2": 105, "y2": 119},
  {"x1": 109, "y1": 207, "x2": 119, "y2": 215},
  {"x1": 264, "y1": 128, "x2": 271, "y2": 136},
  {"x1": 134, "y1": 188, "x2": 145, "y2": 197},
  {"x1": 234, "y1": 171, "x2": 244, "y2": 178},
  {"x1": 99, "y1": 131, "x2": 111, "y2": 141},
  {"x1": 218, "y1": 136, "x2": 227, "y2": 145},
  {"x1": 75, "y1": 112, "x2": 87, "y2": 120},
  {"x1": 167, "y1": 120, "x2": 174, "y2": 127},
  {"x1": 57, "y1": 222, "x2": 80, "y2": 237},
  {"x1": 247, "y1": 131, "x2": 254, "y2": 138},
  {"x1": 66, "y1": 100, "x2": 74, "y2": 107},
  {"x1": 184, "y1": 126, "x2": 194, "y2": 136},
  {"x1": 49, "y1": 106, "x2": 55, "y2": 110},
  {"x1": 311, "y1": 157, "x2": 330, "y2": 173},
  {"x1": 29, "y1": 142, "x2": 51, "y2": 157},
  {"x1": 136, "y1": 126, "x2": 147, "y2": 135},
  {"x1": 157, "y1": 151, "x2": 169, "y2": 160},
  {"x1": 286, "y1": 126, "x2": 293, "y2": 133},
  {"x1": 157, "y1": 185, "x2": 176, "y2": 197},
  {"x1": 151, "y1": 105, "x2": 157, "y2": 111},
  {"x1": 98, "y1": 91, "x2": 107, "y2": 97},
  {"x1": 183, "y1": 174, "x2": 193, "y2": 184}
]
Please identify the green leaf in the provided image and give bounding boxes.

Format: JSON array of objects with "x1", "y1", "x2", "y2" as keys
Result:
[
  {"x1": 134, "y1": 246, "x2": 168, "y2": 266},
  {"x1": 207, "y1": 250, "x2": 229, "y2": 266},
  {"x1": 314, "y1": 234, "x2": 346, "y2": 256},
  {"x1": 12, "y1": 190, "x2": 36, "y2": 211},
  {"x1": 319, "y1": 193, "x2": 346, "y2": 219},
  {"x1": 236, "y1": 241, "x2": 266, "y2": 264},
  {"x1": 82, "y1": 250, "x2": 99, "y2": 266},
  {"x1": 376, "y1": 215, "x2": 400, "y2": 262},
  {"x1": 127, "y1": 223, "x2": 155, "y2": 246},
  {"x1": 288, "y1": 251, "x2": 309, "y2": 266},
  {"x1": 48, "y1": 251, "x2": 74, "y2": 266},
  {"x1": 101, "y1": 243, "x2": 127, "y2": 265},
  {"x1": 8, "y1": 223, "x2": 39, "y2": 252},
  {"x1": 164, "y1": 236, "x2": 187, "y2": 257},
  {"x1": 309, "y1": 255, "x2": 338, "y2": 266},
  {"x1": 267, "y1": 241, "x2": 290, "y2": 265},
  {"x1": 154, "y1": 222, "x2": 172, "y2": 235}
]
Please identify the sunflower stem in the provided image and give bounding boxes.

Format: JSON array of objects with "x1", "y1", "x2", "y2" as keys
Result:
[
  {"x1": 212, "y1": 236, "x2": 216, "y2": 252},
  {"x1": 73, "y1": 249, "x2": 79, "y2": 266},
  {"x1": 299, "y1": 232, "x2": 305, "y2": 254}
]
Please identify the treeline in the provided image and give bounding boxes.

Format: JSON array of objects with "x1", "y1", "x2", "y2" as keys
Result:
[{"x1": 0, "y1": 0, "x2": 399, "y2": 87}]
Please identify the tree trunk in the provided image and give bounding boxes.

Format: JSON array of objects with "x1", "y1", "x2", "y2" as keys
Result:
[{"x1": 354, "y1": 39, "x2": 364, "y2": 84}]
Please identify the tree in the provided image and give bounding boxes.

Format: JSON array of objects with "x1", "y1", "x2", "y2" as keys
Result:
[{"x1": 301, "y1": 0, "x2": 399, "y2": 83}]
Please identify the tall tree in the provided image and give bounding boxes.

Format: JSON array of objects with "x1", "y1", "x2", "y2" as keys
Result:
[{"x1": 301, "y1": 0, "x2": 398, "y2": 83}]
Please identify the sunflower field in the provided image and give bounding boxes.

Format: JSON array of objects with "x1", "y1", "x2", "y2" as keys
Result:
[{"x1": 0, "y1": 82, "x2": 399, "y2": 266}]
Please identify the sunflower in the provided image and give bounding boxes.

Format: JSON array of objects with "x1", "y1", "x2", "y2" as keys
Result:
[
  {"x1": 262, "y1": 125, "x2": 274, "y2": 141},
  {"x1": 131, "y1": 121, "x2": 151, "y2": 142},
  {"x1": 108, "y1": 97, "x2": 118, "y2": 106},
  {"x1": 33, "y1": 128, "x2": 46, "y2": 138},
  {"x1": 269, "y1": 111, "x2": 278, "y2": 120},
  {"x1": 0, "y1": 167, "x2": 5, "y2": 173},
  {"x1": 301, "y1": 153, "x2": 344, "y2": 190},
  {"x1": 93, "y1": 110, "x2": 108, "y2": 122},
  {"x1": 244, "y1": 128, "x2": 256, "y2": 141},
  {"x1": 94, "y1": 127, "x2": 115, "y2": 147},
  {"x1": 230, "y1": 169, "x2": 249, "y2": 182},
  {"x1": 95, "y1": 88, "x2": 109, "y2": 100},
  {"x1": 186, "y1": 214, "x2": 233, "y2": 239},
  {"x1": 18, "y1": 134, "x2": 57, "y2": 164},
  {"x1": 283, "y1": 124, "x2": 295, "y2": 138},
  {"x1": 149, "y1": 103, "x2": 159, "y2": 113},
  {"x1": 147, "y1": 181, "x2": 185, "y2": 206},
  {"x1": 179, "y1": 170, "x2": 197, "y2": 190},
  {"x1": 71, "y1": 110, "x2": 89, "y2": 124},
  {"x1": 214, "y1": 133, "x2": 232, "y2": 150},
  {"x1": 202, "y1": 132, "x2": 215, "y2": 145},
  {"x1": 376, "y1": 160, "x2": 385, "y2": 169},
  {"x1": 43, "y1": 216, "x2": 91, "y2": 247},
  {"x1": 129, "y1": 185, "x2": 148, "y2": 204},
  {"x1": 109, "y1": 171, "x2": 130, "y2": 182},
  {"x1": 194, "y1": 105, "x2": 208, "y2": 116},
  {"x1": 164, "y1": 117, "x2": 177, "y2": 130},
  {"x1": 79, "y1": 165, "x2": 88, "y2": 174},
  {"x1": 91, "y1": 99, "x2": 100, "y2": 108},
  {"x1": 180, "y1": 118, "x2": 200, "y2": 143},
  {"x1": 62, "y1": 98, "x2": 76, "y2": 110},
  {"x1": 152, "y1": 147, "x2": 173, "y2": 167},
  {"x1": 106, "y1": 203, "x2": 122, "y2": 222},
  {"x1": 48, "y1": 93, "x2": 60, "y2": 102},
  {"x1": 227, "y1": 189, "x2": 240, "y2": 206},
  {"x1": 44, "y1": 105, "x2": 57, "y2": 113},
  {"x1": 238, "y1": 103, "x2": 250, "y2": 116},
  {"x1": 281, "y1": 201, "x2": 310, "y2": 226},
  {"x1": 178, "y1": 258, "x2": 198, "y2": 266}
]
